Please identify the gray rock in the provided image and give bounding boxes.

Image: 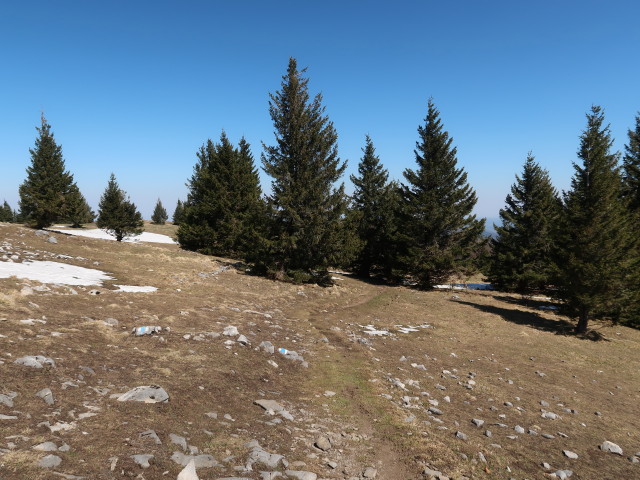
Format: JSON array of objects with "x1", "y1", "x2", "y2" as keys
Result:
[
  {"x1": 314, "y1": 436, "x2": 331, "y2": 451},
  {"x1": 455, "y1": 431, "x2": 468, "y2": 441},
  {"x1": 140, "y1": 429, "x2": 162, "y2": 445},
  {"x1": 117, "y1": 385, "x2": 169, "y2": 403},
  {"x1": 33, "y1": 441, "x2": 58, "y2": 452},
  {"x1": 478, "y1": 452, "x2": 487, "y2": 463},
  {"x1": 171, "y1": 452, "x2": 217, "y2": 468},
  {"x1": 260, "y1": 473, "x2": 283, "y2": 480},
  {"x1": 562, "y1": 450, "x2": 578, "y2": 459},
  {"x1": 0, "y1": 392, "x2": 16, "y2": 407},
  {"x1": 177, "y1": 459, "x2": 199, "y2": 480},
  {"x1": 542, "y1": 434, "x2": 555, "y2": 439},
  {"x1": 423, "y1": 467, "x2": 443, "y2": 477},
  {"x1": 170, "y1": 433, "x2": 188, "y2": 451},
  {"x1": 237, "y1": 334, "x2": 250, "y2": 345},
  {"x1": 131, "y1": 454, "x2": 154, "y2": 468},
  {"x1": 223, "y1": 326, "x2": 239, "y2": 336},
  {"x1": 552, "y1": 470, "x2": 573, "y2": 479},
  {"x1": 0, "y1": 414, "x2": 18, "y2": 420},
  {"x1": 254, "y1": 399, "x2": 294, "y2": 420},
  {"x1": 246, "y1": 445, "x2": 286, "y2": 469},
  {"x1": 542, "y1": 411, "x2": 560, "y2": 420},
  {"x1": 484, "y1": 430, "x2": 492, "y2": 437},
  {"x1": 514, "y1": 425, "x2": 525, "y2": 434},
  {"x1": 472, "y1": 418, "x2": 484, "y2": 427},
  {"x1": 103, "y1": 317, "x2": 119, "y2": 326},
  {"x1": 38, "y1": 454, "x2": 62, "y2": 468},
  {"x1": 363, "y1": 466, "x2": 377, "y2": 478},
  {"x1": 36, "y1": 388, "x2": 55, "y2": 405},
  {"x1": 258, "y1": 341, "x2": 275, "y2": 354},
  {"x1": 428, "y1": 407, "x2": 443, "y2": 415},
  {"x1": 284, "y1": 471, "x2": 317, "y2": 480},
  {"x1": 542, "y1": 462, "x2": 551, "y2": 469},
  {"x1": 599, "y1": 440, "x2": 623, "y2": 455},
  {"x1": 15, "y1": 355, "x2": 56, "y2": 368}
]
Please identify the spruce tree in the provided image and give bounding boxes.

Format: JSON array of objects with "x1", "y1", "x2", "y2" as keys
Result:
[
  {"x1": 65, "y1": 184, "x2": 94, "y2": 227},
  {"x1": 400, "y1": 99, "x2": 485, "y2": 288},
  {"x1": 172, "y1": 200, "x2": 184, "y2": 225},
  {"x1": 556, "y1": 106, "x2": 633, "y2": 333},
  {"x1": 621, "y1": 113, "x2": 640, "y2": 327},
  {"x1": 261, "y1": 58, "x2": 347, "y2": 281},
  {"x1": 19, "y1": 115, "x2": 75, "y2": 228},
  {"x1": 96, "y1": 174, "x2": 143, "y2": 242},
  {"x1": 151, "y1": 199, "x2": 168, "y2": 225},
  {"x1": 488, "y1": 153, "x2": 560, "y2": 294},
  {"x1": 349, "y1": 135, "x2": 399, "y2": 278},
  {"x1": 0, "y1": 201, "x2": 15, "y2": 222},
  {"x1": 177, "y1": 132, "x2": 263, "y2": 257}
]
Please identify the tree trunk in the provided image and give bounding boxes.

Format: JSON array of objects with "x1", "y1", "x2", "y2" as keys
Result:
[{"x1": 575, "y1": 308, "x2": 589, "y2": 334}]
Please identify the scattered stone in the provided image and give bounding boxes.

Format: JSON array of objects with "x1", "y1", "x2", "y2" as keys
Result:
[
  {"x1": 33, "y1": 442, "x2": 58, "y2": 452},
  {"x1": 542, "y1": 434, "x2": 555, "y2": 439},
  {"x1": 258, "y1": 341, "x2": 275, "y2": 354},
  {"x1": 223, "y1": 326, "x2": 239, "y2": 336},
  {"x1": 237, "y1": 334, "x2": 249, "y2": 345},
  {"x1": 514, "y1": 425, "x2": 525, "y2": 434},
  {"x1": 428, "y1": 407, "x2": 443, "y2": 415},
  {"x1": 599, "y1": 440, "x2": 623, "y2": 455},
  {"x1": 542, "y1": 412, "x2": 559, "y2": 420},
  {"x1": 472, "y1": 418, "x2": 484, "y2": 427},
  {"x1": 455, "y1": 431, "x2": 468, "y2": 441},
  {"x1": 38, "y1": 454, "x2": 62, "y2": 468},
  {"x1": 551, "y1": 470, "x2": 573, "y2": 479},
  {"x1": 485, "y1": 430, "x2": 492, "y2": 437},
  {"x1": 314, "y1": 436, "x2": 331, "y2": 451},
  {"x1": 140, "y1": 430, "x2": 162, "y2": 445},
  {"x1": 284, "y1": 471, "x2": 317, "y2": 480},
  {"x1": 542, "y1": 462, "x2": 551, "y2": 470},
  {"x1": 254, "y1": 399, "x2": 294, "y2": 420},
  {"x1": 478, "y1": 452, "x2": 487, "y2": 463},
  {"x1": 0, "y1": 392, "x2": 17, "y2": 407},
  {"x1": 563, "y1": 450, "x2": 578, "y2": 459},
  {"x1": 35, "y1": 388, "x2": 55, "y2": 405},
  {"x1": 131, "y1": 454, "x2": 154, "y2": 468},
  {"x1": 117, "y1": 385, "x2": 169, "y2": 403},
  {"x1": 363, "y1": 466, "x2": 377, "y2": 478},
  {"x1": 177, "y1": 459, "x2": 199, "y2": 480},
  {"x1": 104, "y1": 317, "x2": 119, "y2": 326},
  {"x1": 170, "y1": 433, "x2": 188, "y2": 451},
  {"x1": 15, "y1": 355, "x2": 56, "y2": 368},
  {"x1": 245, "y1": 443, "x2": 287, "y2": 469}
]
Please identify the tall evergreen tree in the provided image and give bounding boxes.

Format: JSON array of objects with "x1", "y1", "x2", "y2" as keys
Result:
[
  {"x1": 151, "y1": 199, "x2": 168, "y2": 225},
  {"x1": 556, "y1": 106, "x2": 633, "y2": 333},
  {"x1": 96, "y1": 174, "x2": 143, "y2": 242},
  {"x1": 488, "y1": 153, "x2": 560, "y2": 294},
  {"x1": 260, "y1": 58, "x2": 347, "y2": 281},
  {"x1": 0, "y1": 201, "x2": 15, "y2": 222},
  {"x1": 65, "y1": 184, "x2": 94, "y2": 227},
  {"x1": 349, "y1": 135, "x2": 399, "y2": 278},
  {"x1": 172, "y1": 200, "x2": 185, "y2": 225},
  {"x1": 177, "y1": 132, "x2": 263, "y2": 257},
  {"x1": 400, "y1": 99, "x2": 485, "y2": 288},
  {"x1": 19, "y1": 115, "x2": 75, "y2": 228},
  {"x1": 621, "y1": 113, "x2": 640, "y2": 327}
]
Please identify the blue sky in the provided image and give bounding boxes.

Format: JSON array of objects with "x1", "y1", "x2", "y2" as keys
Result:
[{"x1": 1, "y1": 1, "x2": 639, "y2": 224}]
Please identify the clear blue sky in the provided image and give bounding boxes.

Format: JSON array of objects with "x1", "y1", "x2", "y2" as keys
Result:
[{"x1": 1, "y1": 1, "x2": 639, "y2": 224}]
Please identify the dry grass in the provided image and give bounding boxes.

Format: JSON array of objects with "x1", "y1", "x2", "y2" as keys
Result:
[{"x1": 0, "y1": 222, "x2": 638, "y2": 479}]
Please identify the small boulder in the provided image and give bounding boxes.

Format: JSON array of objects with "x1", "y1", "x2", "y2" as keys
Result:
[
  {"x1": 600, "y1": 441, "x2": 623, "y2": 455},
  {"x1": 36, "y1": 388, "x2": 55, "y2": 405},
  {"x1": 314, "y1": 436, "x2": 331, "y2": 451},
  {"x1": 15, "y1": 355, "x2": 55, "y2": 369},
  {"x1": 117, "y1": 385, "x2": 169, "y2": 403},
  {"x1": 38, "y1": 454, "x2": 62, "y2": 468},
  {"x1": 131, "y1": 454, "x2": 154, "y2": 469}
]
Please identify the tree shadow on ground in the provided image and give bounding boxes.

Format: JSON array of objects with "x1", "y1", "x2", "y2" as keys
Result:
[{"x1": 455, "y1": 298, "x2": 592, "y2": 338}]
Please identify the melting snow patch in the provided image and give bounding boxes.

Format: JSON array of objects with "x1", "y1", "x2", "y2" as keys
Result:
[
  {"x1": 396, "y1": 323, "x2": 432, "y2": 334},
  {"x1": 48, "y1": 227, "x2": 176, "y2": 244},
  {"x1": 433, "y1": 283, "x2": 493, "y2": 290},
  {"x1": 0, "y1": 260, "x2": 113, "y2": 286},
  {"x1": 360, "y1": 325, "x2": 390, "y2": 336},
  {"x1": 113, "y1": 285, "x2": 158, "y2": 293}
]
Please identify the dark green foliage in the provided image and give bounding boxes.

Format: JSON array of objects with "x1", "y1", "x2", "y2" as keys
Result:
[
  {"x1": 621, "y1": 114, "x2": 640, "y2": 327},
  {"x1": 260, "y1": 58, "x2": 348, "y2": 280},
  {"x1": 349, "y1": 135, "x2": 399, "y2": 278},
  {"x1": 177, "y1": 132, "x2": 263, "y2": 258},
  {"x1": 400, "y1": 99, "x2": 485, "y2": 288},
  {"x1": 488, "y1": 153, "x2": 560, "y2": 294},
  {"x1": 65, "y1": 184, "x2": 94, "y2": 227},
  {"x1": 556, "y1": 106, "x2": 634, "y2": 333},
  {"x1": 96, "y1": 174, "x2": 143, "y2": 242},
  {"x1": 172, "y1": 200, "x2": 185, "y2": 225},
  {"x1": 151, "y1": 199, "x2": 168, "y2": 225},
  {"x1": 19, "y1": 115, "x2": 75, "y2": 228},
  {"x1": 0, "y1": 201, "x2": 16, "y2": 222}
]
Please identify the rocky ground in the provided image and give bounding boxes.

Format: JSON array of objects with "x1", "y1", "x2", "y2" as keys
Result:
[{"x1": 0, "y1": 222, "x2": 639, "y2": 480}]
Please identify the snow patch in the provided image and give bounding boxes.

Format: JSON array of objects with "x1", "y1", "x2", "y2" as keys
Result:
[
  {"x1": 433, "y1": 283, "x2": 493, "y2": 290},
  {"x1": 113, "y1": 285, "x2": 157, "y2": 293},
  {"x1": 0, "y1": 260, "x2": 113, "y2": 286},
  {"x1": 48, "y1": 227, "x2": 176, "y2": 244}
]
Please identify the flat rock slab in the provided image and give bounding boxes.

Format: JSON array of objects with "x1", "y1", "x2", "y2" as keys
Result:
[
  {"x1": 117, "y1": 385, "x2": 169, "y2": 403},
  {"x1": 140, "y1": 429, "x2": 162, "y2": 445},
  {"x1": 285, "y1": 471, "x2": 317, "y2": 480},
  {"x1": 33, "y1": 442, "x2": 58, "y2": 452},
  {"x1": 177, "y1": 459, "x2": 199, "y2": 480},
  {"x1": 36, "y1": 388, "x2": 55, "y2": 405},
  {"x1": 253, "y1": 399, "x2": 294, "y2": 420},
  {"x1": 132, "y1": 454, "x2": 154, "y2": 468},
  {"x1": 38, "y1": 454, "x2": 62, "y2": 468},
  {"x1": 171, "y1": 452, "x2": 217, "y2": 468},
  {"x1": 15, "y1": 355, "x2": 56, "y2": 368},
  {"x1": 0, "y1": 392, "x2": 17, "y2": 407},
  {"x1": 246, "y1": 446, "x2": 286, "y2": 469}
]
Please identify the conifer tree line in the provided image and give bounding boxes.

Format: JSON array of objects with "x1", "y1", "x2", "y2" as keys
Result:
[{"x1": 7, "y1": 59, "x2": 640, "y2": 332}]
